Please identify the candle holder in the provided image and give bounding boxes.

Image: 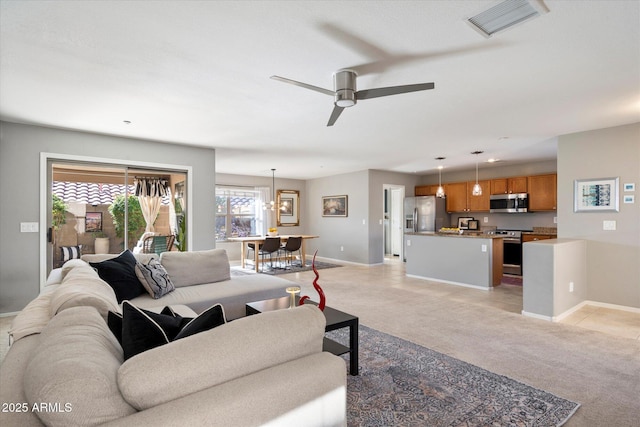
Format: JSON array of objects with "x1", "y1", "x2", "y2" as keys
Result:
[{"x1": 286, "y1": 286, "x2": 301, "y2": 309}]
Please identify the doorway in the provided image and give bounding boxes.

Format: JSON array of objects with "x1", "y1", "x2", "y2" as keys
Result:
[{"x1": 383, "y1": 185, "x2": 405, "y2": 261}]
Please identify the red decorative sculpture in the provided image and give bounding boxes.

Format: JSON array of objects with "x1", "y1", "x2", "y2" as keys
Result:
[{"x1": 299, "y1": 251, "x2": 325, "y2": 311}]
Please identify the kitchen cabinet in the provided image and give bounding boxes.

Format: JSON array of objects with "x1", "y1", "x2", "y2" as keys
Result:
[
  {"x1": 445, "y1": 181, "x2": 490, "y2": 212},
  {"x1": 528, "y1": 174, "x2": 557, "y2": 211},
  {"x1": 415, "y1": 185, "x2": 440, "y2": 196},
  {"x1": 522, "y1": 234, "x2": 556, "y2": 243},
  {"x1": 490, "y1": 176, "x2": 527, "y2": 194}
]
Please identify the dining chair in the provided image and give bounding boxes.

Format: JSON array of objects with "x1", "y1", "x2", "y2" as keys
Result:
[
  {"x1": 280, "y1": 236, "x2": 303, "y2": 269},
  {"x1": 258, "y1": 237, "x2": 281, "y2": 272}
]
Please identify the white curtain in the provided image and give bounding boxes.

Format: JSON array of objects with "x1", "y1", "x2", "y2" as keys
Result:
[
  {"x1": 256, "y1": 186, "x2": 270, "y2": 235},
  {"x1": 134, "y1": 178, "x2": 169, "y2": 233}
]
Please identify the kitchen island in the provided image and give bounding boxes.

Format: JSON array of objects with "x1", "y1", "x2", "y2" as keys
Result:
[{"x1": 405, "y1": 232, "x2": 504, "y2": 290}]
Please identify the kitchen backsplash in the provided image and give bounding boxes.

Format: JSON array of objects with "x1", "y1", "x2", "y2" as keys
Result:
[{"x1": 449, "y1": 211, "x2": 557, "y2": 231}]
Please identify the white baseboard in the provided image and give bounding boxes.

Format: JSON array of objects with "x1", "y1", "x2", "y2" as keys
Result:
[
  {"x1": 406, "y1": 274, "x2": 491, "y2": 291},
  {"x1": 523, "y1": 300, "x2": 640, "y2": 322},
  {"x1": 312, "y1": 255, "x2": 371, "y2": 267},
  {"x1": 521, "y1": 311, "x2": 553, "y2": 321},
  {"x1": 584, "y1": 300, "x2": 640, "y2": 314},
  {"x1": 0, "y1": 311, "x2": 20, "y2": 318}
]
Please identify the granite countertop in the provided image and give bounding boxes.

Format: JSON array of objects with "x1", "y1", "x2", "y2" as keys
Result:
[
  {"x1": 405, "y1": 231, "x2": 503, "y2": 239},
  {"x1": 522, "y1": 227, "x2": 558, "y2": 236}
]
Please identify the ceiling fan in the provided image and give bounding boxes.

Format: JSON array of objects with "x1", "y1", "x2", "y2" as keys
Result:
[{"x1": 271, "y1": 70, "x2": 434, "y2": 126}]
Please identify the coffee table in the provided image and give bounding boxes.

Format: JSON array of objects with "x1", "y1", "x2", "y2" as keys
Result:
[{"x1": 246, "y1": 297, "x2": 359, "y2": 376}]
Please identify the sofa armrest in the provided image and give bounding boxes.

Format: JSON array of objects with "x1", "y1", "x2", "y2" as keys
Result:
[
  {"x1": 105, "y1": 352, "x2": 346, "y2": 427},
  {"x1": 118, "y1": 305, "x2": 326, "y2": 410}
]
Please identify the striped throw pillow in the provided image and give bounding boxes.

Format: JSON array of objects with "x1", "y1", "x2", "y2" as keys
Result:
[{"x1": 60, "y1": 245, "x2": 82, "y2": 262}]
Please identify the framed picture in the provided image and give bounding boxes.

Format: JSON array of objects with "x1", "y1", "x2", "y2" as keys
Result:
[
  {"x1": 457, "y1": 217, "x2": 474, "y2": 229},
  {"x1": 277, "y1": 190, "x2": 300, "y2": 226},
  {"x1": 623, "y1": 183, "x2": 635, "y2": 192},
  {"x1": 85, "y1": 212, "x2": 103, "y2": 232},
  {"x1": 623, "y1": 195, "x2": 635, "y2": 204},
  {"x1": 574, "y1": 177, "x2": 619, "y2": 212},
  {"x1": 322, "y1": 195, "x2": 348, "y2": 217},
  {"x1": 467, "y1": 219, "x2": 480, "y2": 230}
]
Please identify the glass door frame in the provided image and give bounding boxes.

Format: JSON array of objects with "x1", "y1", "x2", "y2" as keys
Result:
[{"x1": 40, "y1": 152, "x2": 193, "y2": 291}]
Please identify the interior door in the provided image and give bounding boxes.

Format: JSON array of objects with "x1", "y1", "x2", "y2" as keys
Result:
[{"x1": 391, "y1": 187, "x2": 403, "y2": 257}]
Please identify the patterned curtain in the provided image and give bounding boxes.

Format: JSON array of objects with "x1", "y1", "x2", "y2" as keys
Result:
[{"x1": 134, "y1": 178, "x2": 169, "y2": 233}]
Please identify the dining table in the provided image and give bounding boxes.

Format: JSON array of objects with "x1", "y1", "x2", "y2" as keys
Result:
[{"x1": 228, "y1": 235, "x2": 319, "y2": 272}]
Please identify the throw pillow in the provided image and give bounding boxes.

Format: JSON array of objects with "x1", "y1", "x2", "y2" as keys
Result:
[
  {"x1": 174, "y1": 303, "x2": 226, "y2": 340},
  {"x1": 134, "y1": 259, "x2": 175, "y2": 299},
  {"x1": 120, "y1": 301, "x2": 186, "y2": 360},
  {"x1": 90, "y1": 250, "x2": 145, "y2": 303},
  {"x1": 112, "y1": 302, "x2": 227, "y2": 360},
  {"x1": 60, "y1": 245, "x2": 82, "y2": 262}
]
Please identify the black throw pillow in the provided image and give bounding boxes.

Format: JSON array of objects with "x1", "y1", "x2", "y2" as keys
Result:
[
  {"x1": 174, "y1": 303, "x2": 226, "y2": 340},
  {"x1": 111, "y1": 302, "x2": 228, "y2": 360},
  {"x1": 120, "y1": 301, "x2": 187, "y2": 360},
  {"x1": 90, "y1": 250, "x2": 145, "y2": 303}
]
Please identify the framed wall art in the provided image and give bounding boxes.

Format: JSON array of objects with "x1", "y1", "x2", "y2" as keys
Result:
[
  {"x1": 322, "y1": 195, "x2": 348, "y2": 217},
  {"x1": 574, "y1": 177, "x2": 619, "y2": 212},
  {"x1": 457, "y1": 217, "x2": 474, "y2": 229},
  {"x1": 277, "y1": 190, "x2": 300, "y2": 226},
  {"x1": 85, "y1": 212, "x2": 103, "y2": 232}
]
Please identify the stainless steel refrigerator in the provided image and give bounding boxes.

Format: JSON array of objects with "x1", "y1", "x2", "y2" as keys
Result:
[{"x1": 403, "y1": 196, "x2": 448, "y2": 261}]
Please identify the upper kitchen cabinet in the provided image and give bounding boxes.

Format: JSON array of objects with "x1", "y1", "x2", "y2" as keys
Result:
[
  {"x1": 445, "y1": 181, "x2": 490, "y2": 212},
  {"x1": 528, "y1": 174, "x2": 557, "y2": 211},
  {"x1": 415, "y1": 185, "x2": 440, "y2": 196},
  {"x1": 490, "y1": 176, "x2": 527, "y2": 194}
]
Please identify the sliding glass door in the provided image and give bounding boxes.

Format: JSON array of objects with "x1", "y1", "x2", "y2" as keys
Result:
[{"x1": 48, "y1": 161, "x2": 187, "y2": 273}]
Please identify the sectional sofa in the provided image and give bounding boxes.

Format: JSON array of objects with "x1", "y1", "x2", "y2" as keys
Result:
[{"x1": 0, "y1": 249, "x2": 347, "y2": 426}]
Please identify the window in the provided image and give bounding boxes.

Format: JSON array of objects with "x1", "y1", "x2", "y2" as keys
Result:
[{"x1": 215, "y1": 187, "x2": 263, "y2": 241}]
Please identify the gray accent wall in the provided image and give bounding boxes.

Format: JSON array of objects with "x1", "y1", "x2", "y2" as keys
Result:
[
  {"x1": 558, "y1": 122, "x2": 640, "y2": 308},
  {"x1": 0, "y1": 122, "x2": 216, "y2": 313},
  {"x1": 305, "y1": 169, "x2": 420, "y2": 265}
]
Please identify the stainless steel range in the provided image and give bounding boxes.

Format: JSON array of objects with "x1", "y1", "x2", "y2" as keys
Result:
[{"x1": 485, "y1": 229, "x2": 524, "y2": 276}]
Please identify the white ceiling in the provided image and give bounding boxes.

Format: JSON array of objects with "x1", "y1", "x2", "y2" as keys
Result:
[{"x1": 1, "y1": 1, "x2": 639, "y2": 180}]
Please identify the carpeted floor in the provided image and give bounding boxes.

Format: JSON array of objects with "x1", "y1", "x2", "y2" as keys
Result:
[
  {"x1": 327, "y1": 325, "x2": 580, "y2": 427},
  {"x1": 501, "y1": 275, "x2": 523, "y2": 286},
  {"x1": 231, "y1": 260, "x2": 342, "y2": 276}
]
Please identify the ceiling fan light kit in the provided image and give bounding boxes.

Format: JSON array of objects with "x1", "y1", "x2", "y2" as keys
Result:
[
  {"x1": 271, "y1": 69, "x2": 434, "y2": 126},
  {"x1": 435, "y1": 157, "x2": 446, "y2": 198},
  {"x1": 467, "y1": 0, "x2": 549, "y2": 38}
]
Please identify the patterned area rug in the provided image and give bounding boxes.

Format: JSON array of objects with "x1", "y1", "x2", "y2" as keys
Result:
[
  {"x1": 231, "y1": 261, "x2": 342, "y2": 276},
  {"x1": 327, "y1": 326, "x2": 580, "y2": 427}
]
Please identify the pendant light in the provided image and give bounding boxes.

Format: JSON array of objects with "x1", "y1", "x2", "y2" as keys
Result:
[
  {"x1": 471, "y1": 151, "x2": 483, "y2": 196},
  {"x1": 263, "y1": 168, "x2": 277, "y2": 211},
  {"x1": 269, "y1": 168, "x2": 276, "y2": 211},
  {"x1": 435, "y1": 157, "x2": 446, "y2": 198}
]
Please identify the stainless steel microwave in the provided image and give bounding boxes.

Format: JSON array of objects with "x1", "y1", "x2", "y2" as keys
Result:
[{"x1": 489, "y1": 193, "x2": 528, "y2": 213}]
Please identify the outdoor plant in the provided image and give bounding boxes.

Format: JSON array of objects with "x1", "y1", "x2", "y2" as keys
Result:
[
  {"x1": 108, "y1": 194, "x2": 146, "y2": 247},
  {"x1": 51, "y1": 194, "x2": 67, "y2": 230}
]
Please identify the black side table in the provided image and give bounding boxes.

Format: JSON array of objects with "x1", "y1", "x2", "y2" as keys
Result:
[{"x1": 246, "y1": 297, "x2": 359, "y2": 376}]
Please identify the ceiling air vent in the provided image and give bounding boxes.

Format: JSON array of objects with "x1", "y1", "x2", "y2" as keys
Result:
[{"x1": 466, "y1": 0, "x2": 549, "y2": 38}]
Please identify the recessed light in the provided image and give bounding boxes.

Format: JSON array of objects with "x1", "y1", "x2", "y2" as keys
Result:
[{"x1": 123, "y1": 120, "x2": 131, "y2": 125}]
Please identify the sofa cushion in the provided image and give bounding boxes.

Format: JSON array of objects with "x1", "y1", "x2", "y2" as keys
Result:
[
  {"x1": 90, "y1": 250, "x2": 146, "y2": 303},
  {"x1": 130, "y1": 274, "x2": 289, "y2": 320},
  {"x1": 160, "y1": 248, "x2": 230, "y2": 288},
  {"x1": 118, "y1": 305, "x2": 325, "y2": 410},
  {"x1": 135, "y1": 259, "x2": 175, "y2": 299},
  {"x1": 60, "y1": 258, "x2": 89, "y2": 281},
  {"x1": 24, "y1": 306, "x2": 136, "y2": 426},
  {"x1": 50, "y1": 266, "x2": 119, "y2": 320},
  {"x1": 82, "y1": 253, "x2": 158, "y2": 264}
]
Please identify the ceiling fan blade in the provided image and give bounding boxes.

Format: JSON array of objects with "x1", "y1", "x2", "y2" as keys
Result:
[
  {"x1": 356, "y1": 83, "x2": 435, "y2": 100},
  {"x1": 270, "y1": 75, "x2": 334, "y2": 96},
  {"x1": 327, "y1": 105, "x2": 345, "y2": 127}
]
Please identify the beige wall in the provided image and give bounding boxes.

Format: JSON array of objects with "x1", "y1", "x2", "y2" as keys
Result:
[{"x1": 558, "y1": 122, "x2": 640, "y2": 308}]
